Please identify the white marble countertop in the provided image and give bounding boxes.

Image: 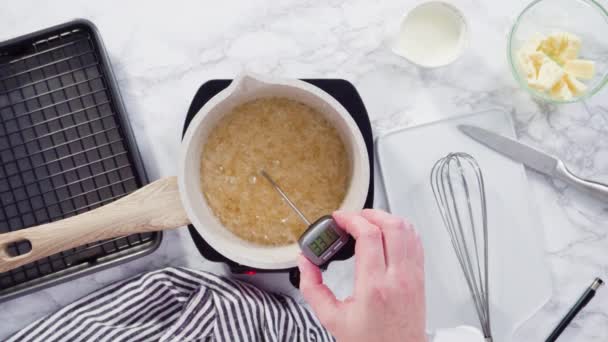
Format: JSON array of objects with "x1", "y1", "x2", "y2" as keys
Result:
[{"x1": 1, "y1": 0, "x2": 607, "y2": 340}]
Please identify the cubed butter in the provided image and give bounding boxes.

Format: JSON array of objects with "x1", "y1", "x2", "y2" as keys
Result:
[
  {"x1": 564, "y1": 59, "x2": 595, "y2": 80},
  {"x1": 550, "y1": 80, "x2": 573, "y2": 100},
  {"x1": 535, "y1": 58, "x2": 565, "y2": 91},
  {"x1": 520, "y1": 32, "x2": 545, "y2": 54},
  {"x1": 527, "y1": 79, "x2": 545, "y2": 91},
  {"x1": 540, "y1": 32, "x2": 581, "y2": 64},
  {"x1": 528, "y1": 51, "x2": 546, "y2": 73},
  {"x1": 517, "y1": 52, "x2": 537, "y2": 79},
  {"x1": 564, "y1": 73, "x2": 587, "y2": 95},
  {"x1": 517, "y1": 31, "x2": 593, "y2": 100},
  {"x1": 539, "y1": 35, "x2": 560, "y2": 57},
  {"x1": 559, "y1": 44, "x2": 580, "y2": 63},
  {"x1": 519, "y1": 60, "x2": 536, "y2": 80},
  {"x1": 557, "y1": 33, "x2": 581, "y2": 63}
]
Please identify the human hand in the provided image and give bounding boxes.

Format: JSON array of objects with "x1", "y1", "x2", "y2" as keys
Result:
[{"x1": 298, "y1": 209, "x2": 426, "y2": 342}]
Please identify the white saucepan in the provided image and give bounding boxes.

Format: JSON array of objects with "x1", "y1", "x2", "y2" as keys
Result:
[{"x1": 0, "y1": 73, "x2": 370, "y2": 272}]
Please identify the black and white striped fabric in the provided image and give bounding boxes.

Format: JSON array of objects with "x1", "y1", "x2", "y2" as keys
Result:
[{"x1": 9, "y1": 267, "x2": 334, "y2": 342}]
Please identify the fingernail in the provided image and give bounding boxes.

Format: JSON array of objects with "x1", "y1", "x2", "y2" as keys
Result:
[{"x1": 333, "y1": 210, "x2": 348, "y2": 220}]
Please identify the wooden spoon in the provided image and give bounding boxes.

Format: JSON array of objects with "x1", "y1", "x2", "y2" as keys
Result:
[{"x1": 0, "y1": 177, "x2": 190, "y2": 273}]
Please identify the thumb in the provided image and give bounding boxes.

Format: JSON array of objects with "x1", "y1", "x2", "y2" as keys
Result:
[{"x1": 298, "y1": 254, "x2": 340, "y2": 328}]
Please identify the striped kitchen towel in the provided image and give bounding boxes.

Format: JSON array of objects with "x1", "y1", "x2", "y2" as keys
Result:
[{"x1": 9, "y1": 267, "x2": 334, "y2": 342}]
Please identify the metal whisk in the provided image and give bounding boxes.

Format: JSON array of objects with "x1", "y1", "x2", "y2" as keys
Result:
[{"x1": 430, "y1": 152, "x2": 492, "y2": 342}]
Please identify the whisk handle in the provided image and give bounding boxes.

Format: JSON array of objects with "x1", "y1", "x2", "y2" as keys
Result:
[{"x1": 554, "y1": 161, "x2": 608, "y2": 202}]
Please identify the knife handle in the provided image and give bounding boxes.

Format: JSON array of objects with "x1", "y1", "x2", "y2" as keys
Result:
[{"x1": 554, "y1": 161, "x2": 608, "y2": 202}]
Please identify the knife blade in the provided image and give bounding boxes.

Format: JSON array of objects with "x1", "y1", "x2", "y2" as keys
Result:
[
  {"x1": 458, "y1": 124, "x2": 608, "y2": 202},
  {"x1": 458, "y1": 125, "x2": 559, "y2": 176}
]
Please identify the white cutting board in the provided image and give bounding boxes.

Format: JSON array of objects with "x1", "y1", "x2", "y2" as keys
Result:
[{"x1": 375, "y1": 109, "x2": 552, "y2": 341}]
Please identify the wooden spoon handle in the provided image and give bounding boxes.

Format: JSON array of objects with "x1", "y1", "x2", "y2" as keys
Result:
[{"x1": 0, "y1": 176, "x2": 190, "y2": 273}]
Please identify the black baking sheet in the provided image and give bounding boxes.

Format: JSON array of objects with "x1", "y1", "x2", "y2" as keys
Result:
[{"x1": 0, "y1": 20, "x2": 160, "y2": 302}]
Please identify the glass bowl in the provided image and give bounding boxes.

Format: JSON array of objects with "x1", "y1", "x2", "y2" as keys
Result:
[{"x1": 508, "y1": 0, "x2": 608, "y2": 103}]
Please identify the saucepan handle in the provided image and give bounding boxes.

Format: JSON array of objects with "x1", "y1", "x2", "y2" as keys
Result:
[{"x1": 0, "y1": 176, "x2": 190, "y2": 273}]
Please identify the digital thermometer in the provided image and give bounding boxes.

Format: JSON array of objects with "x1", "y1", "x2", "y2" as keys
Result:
[{"x1": 260, "y1": 171, "x2": 349, "y2": 266}]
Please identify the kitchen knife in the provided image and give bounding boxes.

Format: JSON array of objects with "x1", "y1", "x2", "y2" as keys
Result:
[{"x1": 459, "y1": 125, "x2": 608, "y2": 202}]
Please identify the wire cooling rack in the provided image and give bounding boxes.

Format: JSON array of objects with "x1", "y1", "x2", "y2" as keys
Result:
[{"x1": 0, "y1": 20, "x2": 160, "y2": 301}]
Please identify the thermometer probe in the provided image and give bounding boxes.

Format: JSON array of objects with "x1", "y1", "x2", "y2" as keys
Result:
[{"x1": 260, "y1": 171, "x2": 349, "y2": 266}]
